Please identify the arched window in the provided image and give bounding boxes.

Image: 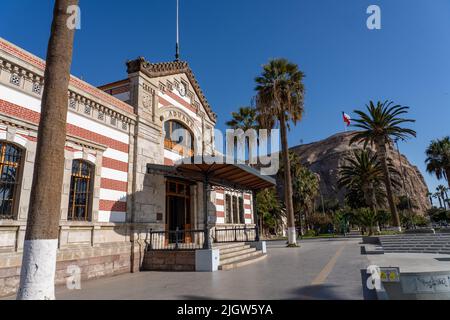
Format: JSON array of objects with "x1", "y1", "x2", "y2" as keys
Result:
[
  {"x1": 164, "y1": 120, "x2": 194, "y2": 157},
  {"x1": 0, "y1": 142, "x2": 23, "y2": 219},
  {"x1": 68, "y1": 160, "x2": 94, "y2": 221}
]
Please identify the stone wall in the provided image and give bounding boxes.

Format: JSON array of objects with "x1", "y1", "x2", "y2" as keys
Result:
[
  {"x1": 142, "y1": 251, "x2": 196, "y2": 272},
  {"x1": 0, "y1": 241, "x2": 133, "y2": 298}
]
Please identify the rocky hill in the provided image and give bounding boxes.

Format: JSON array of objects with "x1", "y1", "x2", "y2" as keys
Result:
[{"x1": 290, "y1": 131, "x2": 431, "y2": 214}]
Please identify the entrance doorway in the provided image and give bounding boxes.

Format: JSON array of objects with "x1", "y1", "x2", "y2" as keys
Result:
[{"x1": 166, "y1": 179, "x2": 192, "y2": 243}]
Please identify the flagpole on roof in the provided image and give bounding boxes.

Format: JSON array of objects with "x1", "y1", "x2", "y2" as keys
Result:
[{"x1": 175, "y1": 0, "x2": 180, "y2": 61}]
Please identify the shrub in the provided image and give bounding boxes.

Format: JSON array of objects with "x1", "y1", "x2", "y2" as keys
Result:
[{"x1": 304, "y1": 229, "x2": 317, "y2": 237}]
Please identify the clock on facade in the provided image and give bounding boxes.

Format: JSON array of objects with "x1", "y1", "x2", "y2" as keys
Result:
[{"x1": 178, "y1": 82, "x2": 187, "y2": 97}]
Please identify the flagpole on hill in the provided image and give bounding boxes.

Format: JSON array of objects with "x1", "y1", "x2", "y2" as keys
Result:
[
  {"x1": 342, "y1": 111, "x2": 351, "y2": 132},
  {"x1": 175, "y1": 0, "x2": 180, "y2": 61}
]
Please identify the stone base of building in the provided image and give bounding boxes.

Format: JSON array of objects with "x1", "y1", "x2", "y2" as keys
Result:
[
  {"x1": 142, "y1": 251, "x2": 196, "y2": 272},
  {"x1": 0, "y1": 242, "x2": 134, "y2": 298}
]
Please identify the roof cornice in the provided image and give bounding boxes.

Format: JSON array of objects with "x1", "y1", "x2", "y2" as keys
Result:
[{"x1": 126, "y1": 57, "x2": 217, "y2": 123}]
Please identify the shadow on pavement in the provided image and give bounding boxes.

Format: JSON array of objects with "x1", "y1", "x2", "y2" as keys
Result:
[
  {"x1": 179, "y1": 295, "x2": 217, "y2": 300},
  {"x1": 288, "y1": 284, "x2": 345, "y2": 300}
]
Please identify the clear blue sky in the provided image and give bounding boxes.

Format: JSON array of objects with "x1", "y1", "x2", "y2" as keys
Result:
[{"x1": 1, "y1": 0, "x2": 449, "y2": 193}]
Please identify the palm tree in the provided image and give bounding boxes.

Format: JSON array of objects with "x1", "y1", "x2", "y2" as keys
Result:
[
  {"x1": 226, "y1": 106, "x2": 258, "y2": 131},
  {"x1": 293, "y1": 167, "x2": 319, "y2": 232},
  {"x1": 256, "y1": 188, "x2": 285, "y2": 236},
  {"x1": 226, "y1": 106, "x2": 259, "y2": 164},
  {"x1": 426, "y1": 137, "x2": 450, "y2": 189},
  {"x1": 433, "y1": 192, "x2": 443, "y2": 209},
  {"x1": 17, "y1": 0, "x2": 78, "y2": 300},
  {"x1": 338, "y1": 150, "x2": 400, "y2": 215},
  {"x1": 279, "y1": 152, "x2": 319, "y2": 234},
  {"x1": 255, "y1": 58, "x2": 305, "y2": 246},
  {"x1": 427, "y1": 191, "x2": 434, "y2": 207},
  {"x1": 350, "y1": 101, "x2": 416, "y2": 231},
  {"x1": 437, "y1": 185, "x2": 448, "y2": 210},
  {"x1": 355, "y1": 208, "x2": 379, "y2": 236}
]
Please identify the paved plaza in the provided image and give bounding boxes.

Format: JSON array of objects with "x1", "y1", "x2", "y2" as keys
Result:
[{"x1": 39, "y1": 238, "x2": 373, "y2": 300}]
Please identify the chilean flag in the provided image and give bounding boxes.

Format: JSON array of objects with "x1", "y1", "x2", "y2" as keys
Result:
[{"x1": 342, "y1": 112, "x2": 351, "y2": 127}]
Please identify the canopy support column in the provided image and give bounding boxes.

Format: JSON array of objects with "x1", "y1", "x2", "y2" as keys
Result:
[
  {"x1": 252, "y1": 190, "x2": 260, "y2": 242},
  {"x1": 203, "y1": 173, "x2": 212, "y2": 249}
]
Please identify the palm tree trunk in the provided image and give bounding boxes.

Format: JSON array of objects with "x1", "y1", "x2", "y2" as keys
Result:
[
  {"x1": 446, "y1": 169, "x2": 450, "y2": 189},
  {"x1": 442, "y1": 193, "x2": 447, "y2": 210},
  {"x1": 280, "y1": 114, "x2": 297, "y2": 245},
  {"x1": 17, "y1": 0, "x2": 78, "y2": 300},
  {"x1": 364, "y1": 185, "x2": 380, "y2": 233},
  {"x1": 377, "y1": 140, "x2": 402, "y2": 231}
]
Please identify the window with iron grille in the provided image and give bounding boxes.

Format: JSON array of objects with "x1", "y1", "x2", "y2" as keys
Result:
[
  {"x1": 68, "y1": 160, "x2": 94, "y2": 221},
  {"x1": 10, "y1": 74, "x2": 21, "y2": 86},
  {"x1": 225, "y1": 194, "x2": 232, "y2": 224},
  {"x1": 84, "y1": 105, "x2": 92, "y2": 115},
  {"x1": 232, "y1": 196, "x2": 239, "y2": 224},
  {"x1": 110, "y1": 117, "x2": 117, "y2": 126},
  {"x1": 239, "y1": 197, "x2": 245, "y2": 224},
  {"x1": 32, "y1": 82, "x2": 42, "y2": 95},
  {"x1": 0, "y1": 142, "x2": 23, "y2": 219},
  {"x1": 164, "y1": 120, "x2": 194, "y2": 157},
  {"x1": 122, "y1": 121, "x2": 128, "y2": 131},
  {"x1": 98, "y1": 111, "x2": 104, "y2": 121}
]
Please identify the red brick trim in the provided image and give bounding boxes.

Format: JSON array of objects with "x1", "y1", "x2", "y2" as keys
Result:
[
  {"x1": 17, "y1": 133, "x2": 37, "y2": 142},
  {"x1": 0, "y1": 99, "x2": 129, "y2": 153},
  {"x1": 216, "y1": 212, "x2": 225, "y2": 218},
  {"x1": 216, "y1": 199, "x2": 224, "y2": 206},
  {"x1": 101, "y1": 178, "x2": 128, "y2": 192},
  {"x1": 99, "y1": 200, "x2": 127, "y2": 212},
  {"x1": 67, "y1": 124, "x2": 129, "y2": 153},
  {"x1": 159, "y1": 93, "x2": 197, "y2": 115},
  {"x1": 0, "y1": 99, "x2": 41, "y2": 123},
  {"x1": 102, "y1": 157, "x2": 128, "y2": 172},
  {"x1": 166, "y1": 91, "x2": 198, "y2": 114},
  {"x1": 0, "y1": 40, "x2": 134, "y2": 114}
]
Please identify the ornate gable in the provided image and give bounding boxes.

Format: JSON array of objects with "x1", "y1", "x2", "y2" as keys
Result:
[{"x1": 126, "y1": 57, "x2": 217, "y2": 123}]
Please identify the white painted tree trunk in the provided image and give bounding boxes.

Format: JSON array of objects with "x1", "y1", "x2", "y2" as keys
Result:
[
  {"x1": 17, "y1": 240, "x2": 58, "y2": 300},
  {"x1": 287, "y1": 227, "x2": 297, "y2": 245}
]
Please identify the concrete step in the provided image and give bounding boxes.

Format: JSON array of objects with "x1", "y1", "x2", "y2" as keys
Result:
[
  {"x1": 220, "y1": 250, "x2": 264, "y2": 265},
  {"x1": 213, "y1": 242, "x2": 246, "y2": 250},
  {"x1": 361, "y1": 245, "x2": 384, "y2": 255},
  {"x1": 219, "y1": 253, "x2": 267, "y2": 271},
  {"x1": 219, "y1": 245, "x2": 252, "y2": 255},
  {"x1": 220, "y1": 247, "x2": 257, "y2": 260}
]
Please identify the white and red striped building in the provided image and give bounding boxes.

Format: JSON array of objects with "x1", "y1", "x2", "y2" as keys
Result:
[{"x1": 0, "y1": 38, "x2": 258, "y2": 296}]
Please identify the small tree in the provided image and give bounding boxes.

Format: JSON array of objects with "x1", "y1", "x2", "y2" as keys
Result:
[
  {"x1": 426, "y1": 137, "x2": 450, "y2": 189},
  {"x1": 256, "y1": 188, "x2": 284, "y2": 236},
  {"x1": 354, "y1": 208, "x2": 379, "y2": 236}
]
